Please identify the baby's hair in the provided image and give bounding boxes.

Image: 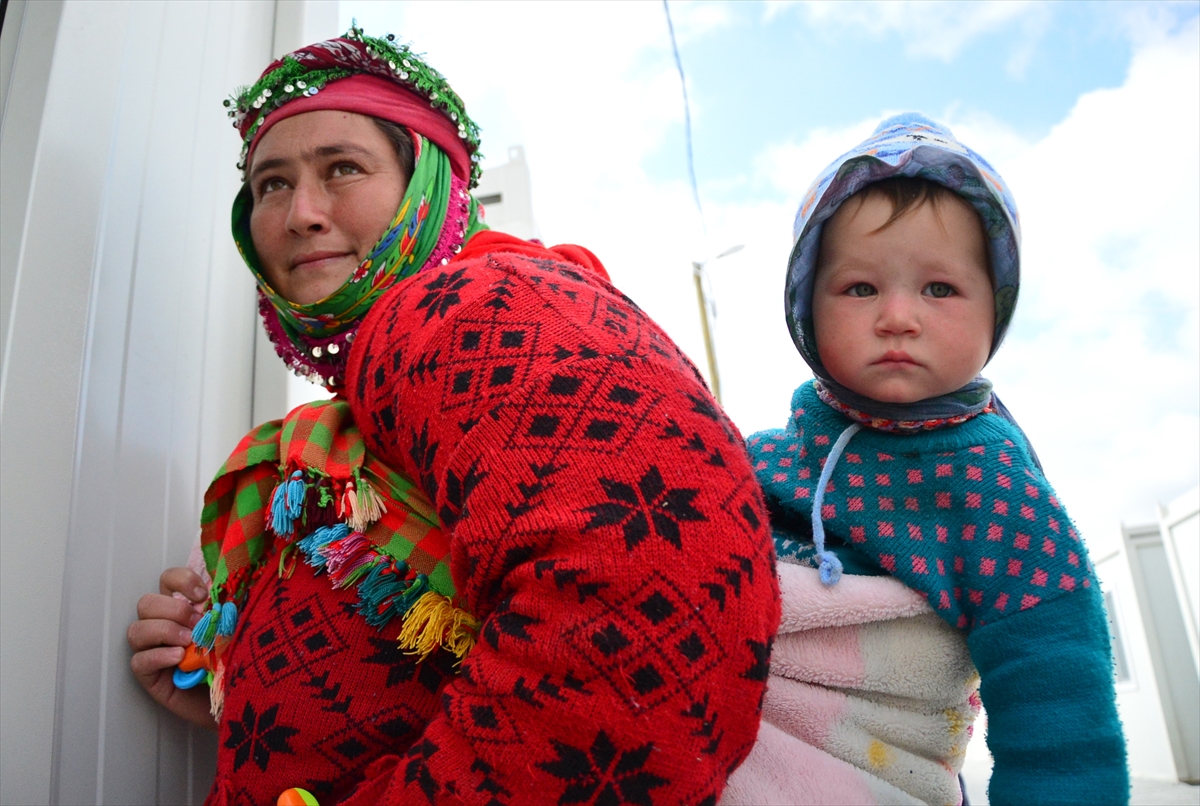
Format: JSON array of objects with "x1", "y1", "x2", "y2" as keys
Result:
[
  {"x1": 857, "y1": 176, "x2": 960, "y2": 231},
  {"x1": 838, "y1": 176, "x2": 994, "y2": 284}
]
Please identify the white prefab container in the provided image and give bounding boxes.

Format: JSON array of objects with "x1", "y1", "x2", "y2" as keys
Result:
[
  {"x1": 1094, "y1": 486, "x2": 1200, "y2": 786},
  {"x1": 0, "y1": 2, "x2": 336, "y2": 804}
]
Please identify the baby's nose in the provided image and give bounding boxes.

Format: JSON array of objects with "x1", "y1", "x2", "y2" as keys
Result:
[{"x1": 876, "y1": 295, "x2": 921, "y2": 334}]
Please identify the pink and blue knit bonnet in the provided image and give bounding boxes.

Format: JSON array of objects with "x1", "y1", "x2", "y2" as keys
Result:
[{"x1": 787, "y1": 112, "x2": 1022, "y2": 414}]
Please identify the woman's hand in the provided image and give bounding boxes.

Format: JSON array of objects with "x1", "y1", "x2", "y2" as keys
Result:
[{"x1": 126, "y1": 567, "x2": 217, "y2": 730}]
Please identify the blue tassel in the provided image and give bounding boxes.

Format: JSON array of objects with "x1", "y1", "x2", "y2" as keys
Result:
[
  {"x1": 192, "y1": 603, "x2": 218, "y2": 648},
  {"x1": 217, "y1": 601, "x2": 238, "y2": 636},
  {"x1": 356, "y1": 561, "x2": 411, "y2": 628},
  {"x1": 396, "y1": 574, "x2": 430, "y2": 612},
  {"x1": 285, "y1": 471, "x2": 306, "y2": 518},
  {"x1": 269, "y1": 480, "x2": 290, "y2": 535},
  {"x1": 270, "y1": 470, "x2": 307, "y2": 535},
  {"x1": 297, "y1": 523, "x2": 349, "y2": 571}
]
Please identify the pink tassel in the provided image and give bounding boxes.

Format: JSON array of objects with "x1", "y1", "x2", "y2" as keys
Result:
[{"x1": 323, "y1": 531, "x2": 373, "y2": 587}]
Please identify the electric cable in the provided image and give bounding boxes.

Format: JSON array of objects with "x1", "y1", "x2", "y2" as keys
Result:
[{"x1": 663, "y1": 0, "x2": 707, "y2": 235}]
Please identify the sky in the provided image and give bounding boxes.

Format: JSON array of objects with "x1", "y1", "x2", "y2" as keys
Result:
[{"x1": 336, "y1": 0, "x2": 1200, "y2": 556}]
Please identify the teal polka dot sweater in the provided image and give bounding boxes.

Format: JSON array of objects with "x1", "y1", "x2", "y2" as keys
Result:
[{"x1": 748, "y1": 381, "x2": 1128, "y2": 805}]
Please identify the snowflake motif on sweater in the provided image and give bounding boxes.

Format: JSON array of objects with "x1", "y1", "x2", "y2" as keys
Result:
[
  {"x1": 207, "y1": 239, "x2": 780, "y2": 805},
  {"x1": 748, "y1": 381, "x2": 1095, "y2": 631}
]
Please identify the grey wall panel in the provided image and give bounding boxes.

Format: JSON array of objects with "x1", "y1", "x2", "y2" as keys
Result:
[
  {"x1": 52, "y1": 4, "x2": 169, "y2": 802},
  {"x1": 1, "y1": 1, "x2": 276, "y2": 803},
  {"x1": 0, "y1": 0, "x2": 63, "y2": 380},
  {"x1": 1, "y1": 0, "x2": 123, "y2": 799},
  {"x1": 51, "y1": 3, "x2": 276, "y2": 802}
]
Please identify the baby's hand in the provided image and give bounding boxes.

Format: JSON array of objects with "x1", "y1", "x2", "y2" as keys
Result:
[{"x1": 126, "y1": 567, "x2": 216, "y2": 730}]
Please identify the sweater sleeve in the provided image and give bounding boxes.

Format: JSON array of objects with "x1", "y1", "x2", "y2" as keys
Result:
[
  {"x1": 747, "y1": 389, "x2": 1129, "y2": 803},
  {"x1": 968, "y1": 583, "x2": 1128, "y2": 805},
  {"x1": 342, "y1": 250, "x2": 780, "y2": 804}
]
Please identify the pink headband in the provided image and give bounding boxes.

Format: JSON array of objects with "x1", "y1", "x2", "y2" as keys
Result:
[{"x1": 244, "y1": 73, "x2": 472, "y2": 181}]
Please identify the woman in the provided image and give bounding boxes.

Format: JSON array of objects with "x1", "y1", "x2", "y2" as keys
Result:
[{"x1": 127, "y1": 27, "x2": 779, "y2": 805}]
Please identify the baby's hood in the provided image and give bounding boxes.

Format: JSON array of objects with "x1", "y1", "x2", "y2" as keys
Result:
[{"x1": 786, "y1": 113, "x2": 1021, "y2": 377}]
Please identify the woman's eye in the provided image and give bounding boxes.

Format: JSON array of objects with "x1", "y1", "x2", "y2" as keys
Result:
[
  {"x1": 846, "y1": 283, "x2": 876, "y2": 297},
  {"x1": 926, "y1": 282, "x2": 955, "y2": 298},
  {"x1": 259, "y1": 177, "x2": 288, "y2": 195},
  {"x1": 332, "y1": 163, "x2": 362, "y2": 177}
]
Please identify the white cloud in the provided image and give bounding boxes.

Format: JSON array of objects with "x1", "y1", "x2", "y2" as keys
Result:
[
  {"x1": 726, "y1": 18, "x2": 1200, "y2": 554},
  {"x1": 342, "y1": 1, "x2": 1199, "y2": 555},
  {"x1": 767, "y1": 0, "x2": 1046, "y2": 63},
  {"x1": 981, "y1": 18, "x2": 1200, "y2": 551},
  {"x1": 340, "y1": 0, "x2": 776, "y2": 378}
]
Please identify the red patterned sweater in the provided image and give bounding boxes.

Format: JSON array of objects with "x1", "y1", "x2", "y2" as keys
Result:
[{"x1": 207, "y1": 234, "x2": 779, "y2": 805}]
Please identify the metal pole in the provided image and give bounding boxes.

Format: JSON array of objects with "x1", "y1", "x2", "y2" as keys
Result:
[{"x1": 693, "y1": 261, "x2": 721, "y2": 403}]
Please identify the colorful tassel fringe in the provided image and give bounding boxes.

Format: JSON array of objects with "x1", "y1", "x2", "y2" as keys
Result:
[
  {"x1": 270, "y1": 470, "x2": 308, "y2": 536},
  {"x1": 297, "y1": 523, "x2": 349, "y2": 571},
  {"x1": 192, "y1": 602, "x2": 219, "y2": 649},
  {"x1": 209, "y1": 661, "x2": 226, "y2": 721},
  {"x1": 197, "y1": 467, "x2": 476, "y2": 720},
  {"x1": 343, "y1": 479, "x2": 386, "y2": 533},
  {"x1": 356, "y1": 560, "x2": 412, "y2": 627},
  {"x1": 323, "y1": 531, "x2": 374, "y2": 586},
  {"x1": 304, "y1": 479, "x2": 340, "y2": 530},
  {"x1": 397, "y1": 589, "x2": 480, "y2": 662},
  {"x1": 217, "y1": 601, "x2": 238, "y2": 636}
]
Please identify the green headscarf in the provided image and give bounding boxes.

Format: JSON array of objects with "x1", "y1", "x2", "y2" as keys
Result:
[{"x1": 228, "y1": 26, "x2": 487, "y2": 387}]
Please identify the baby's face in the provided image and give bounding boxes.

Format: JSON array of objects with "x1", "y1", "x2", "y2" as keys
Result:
[{"x1": 812, "y1": 192, "x2": 994, "y2": 404}]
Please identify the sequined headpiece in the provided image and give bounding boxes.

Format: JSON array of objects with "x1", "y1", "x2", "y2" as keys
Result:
[
  {"x1": 228, "y1": 26, "x2": 488, "y2": 389},
  {"x1": 227, "y1": 24, "x2": 482, "y2": 187}
]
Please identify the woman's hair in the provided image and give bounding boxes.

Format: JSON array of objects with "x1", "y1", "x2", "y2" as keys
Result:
[{"x1": 370, "y1": 117, "x2": 415, "y2": 180}]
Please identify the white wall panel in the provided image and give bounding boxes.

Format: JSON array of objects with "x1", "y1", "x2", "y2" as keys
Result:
[{"x1": 1, "y1": 1, "x2": 277, "y2": 803}]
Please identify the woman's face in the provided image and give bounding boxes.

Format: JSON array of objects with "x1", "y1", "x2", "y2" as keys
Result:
[{"x1": 248, "y1": 110, "x2": 408, "y2": 305}]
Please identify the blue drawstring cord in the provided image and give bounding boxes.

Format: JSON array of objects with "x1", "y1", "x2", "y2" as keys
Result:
[{"x1": 812, "y1": 422, "x2": 862, "y2": 586}]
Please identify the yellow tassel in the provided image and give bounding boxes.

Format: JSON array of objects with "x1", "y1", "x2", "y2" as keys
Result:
[
  {"x1": 396, "y1": 591, "x2": 479, "y2": 662},
  {"x1": 344, "y1": 480, "x2": 387, "y2": 533},
  {"x1": 445, "y1": 607, "x2": 480, "y2": 659}
]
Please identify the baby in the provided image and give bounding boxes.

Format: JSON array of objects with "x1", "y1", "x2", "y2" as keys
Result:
[{"x1": 730, "y1": 115, "x2": 1128, "y2": 805}]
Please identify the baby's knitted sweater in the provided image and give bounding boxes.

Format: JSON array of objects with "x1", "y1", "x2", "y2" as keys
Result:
[{"x1": 748, "y1": 381, "x2": 1128, "y2": 805}]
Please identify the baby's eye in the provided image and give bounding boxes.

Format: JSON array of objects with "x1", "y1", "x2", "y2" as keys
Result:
[
  {"x1": 925, "y1": 282, "x2": 955, "y2": 298},
  {"x1": 846, "y1": 283, "x2": 876, "y2": 297}
]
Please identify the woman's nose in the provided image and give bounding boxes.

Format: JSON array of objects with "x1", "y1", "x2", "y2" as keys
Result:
[{"x1": 284, "y1": 180, "x2": 331, "y2": 235}]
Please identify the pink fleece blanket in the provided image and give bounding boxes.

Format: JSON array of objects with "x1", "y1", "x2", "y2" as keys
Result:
[{"x1": 721, "y1": 562, "x2": 979, "y2": 806}]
